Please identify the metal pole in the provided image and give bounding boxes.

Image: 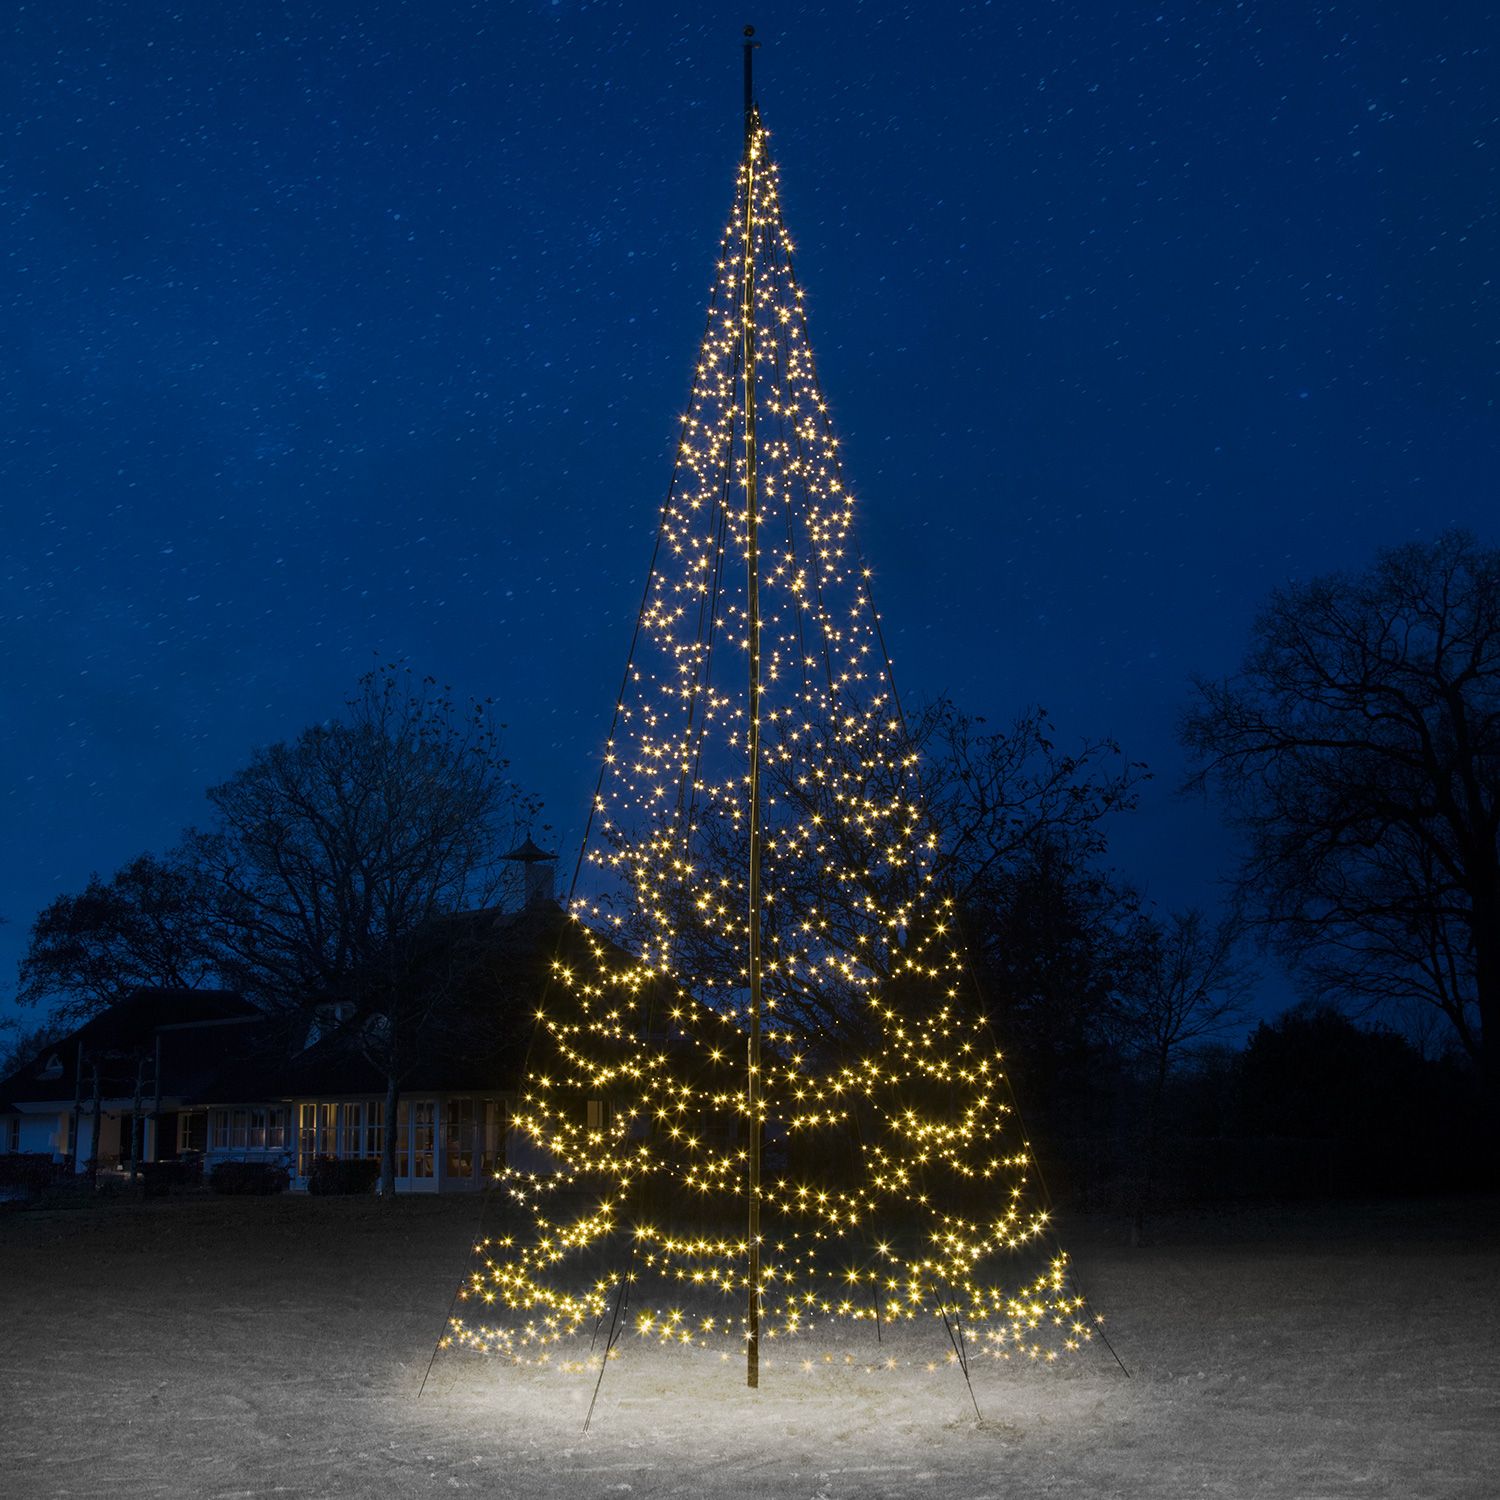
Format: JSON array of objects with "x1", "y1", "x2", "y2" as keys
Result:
[
  {"x1": 67, "y1": 1042, "x2": 83, "y2": 1176},
  {"x1": 740, "y1": 21, "x2": 764, "y2": 1392},
  {"x1": 129, "y1": 1056, "x2": 145, "y2": 1183},
  {"x1": 153, "y1": 1034, "x2": 163, "y2": 1160},
  {"x1": 88, "y1": 1062, "x2": 102, "y2": 1188}
]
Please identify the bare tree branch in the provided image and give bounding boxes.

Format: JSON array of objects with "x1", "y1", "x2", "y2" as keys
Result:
[{"x1": 1181, "y1": 529, "x2": 1500, "y2": 1127}]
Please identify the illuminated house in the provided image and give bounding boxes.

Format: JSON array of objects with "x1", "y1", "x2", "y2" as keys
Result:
[
  {"x1": 0, "y1": 988, "x2": 267, "y2": 1171},
  {"x1": 0, "y1": 908, "x2": 566, "y2": 1193},
  {"x1": 275, "y1": 1019, "x2": 525, "y2": 1191}
]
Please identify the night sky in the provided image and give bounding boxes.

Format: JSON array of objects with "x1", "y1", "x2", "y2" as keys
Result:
[{"x1": 3, "y1": 1, "x2": 1495, "y2": 1028}]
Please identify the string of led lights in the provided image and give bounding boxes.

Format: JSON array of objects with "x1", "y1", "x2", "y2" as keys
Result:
[{"x1": 446, "y1": 98, "x2": 1103, "y2": 1384}]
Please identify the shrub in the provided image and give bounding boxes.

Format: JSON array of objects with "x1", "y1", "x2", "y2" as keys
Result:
[
  {"x1": 306, "y1": 1154, "x2": 381, "y2": 1196},
  {"x1": 140, "y1": 1157, "x2": 204, "y2": 1198},
  {"x1": 0, "y1": 1153, "x2": 62, "y2": 1194},
  {"x1": 209, "y1": 1160, "x2": 289, "y2": 1196}
]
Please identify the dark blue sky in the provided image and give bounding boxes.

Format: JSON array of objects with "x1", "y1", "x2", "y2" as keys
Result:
[{"x1": 3, "y1": 1, "x2": 1495, "y2": 1027}]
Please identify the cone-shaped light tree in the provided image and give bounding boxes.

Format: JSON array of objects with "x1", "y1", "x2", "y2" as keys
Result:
[{"x1": 451, "y1": 49, "x2": 1101, "y2": 1388}]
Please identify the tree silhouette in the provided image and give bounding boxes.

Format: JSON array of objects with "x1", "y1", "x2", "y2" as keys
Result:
[
  {"x1": 194, "y1": 662, "x2": 540, "y2": 1194},
  {"x1": 1113, "y1": 909, "x2": 1255, "y2": 1239},
  {"x1": 18, "y1": 852, "x2": 217, "y2": 1026},
  {"x1": 1182, "y1": 531, "x2": 1500, "y2": 1142}
]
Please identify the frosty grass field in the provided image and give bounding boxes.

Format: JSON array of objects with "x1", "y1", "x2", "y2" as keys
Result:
[{"x1": 1, "y1": 1190, "x2": 1496, "y2": 1498}]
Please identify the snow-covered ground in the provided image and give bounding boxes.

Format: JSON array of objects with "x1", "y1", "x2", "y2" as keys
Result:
[{"x1": 1, "y1": 1191, "x2": 1496, "y2": 1497}]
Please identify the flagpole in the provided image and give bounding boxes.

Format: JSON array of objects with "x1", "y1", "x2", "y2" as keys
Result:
[{"x1": 740, "y1": 21, "x2": 764, "y2": 1392}]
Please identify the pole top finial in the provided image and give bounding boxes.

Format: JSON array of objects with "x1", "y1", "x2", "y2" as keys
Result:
[{"x1": 742, "y1": 25, "x2": 758, "y2": 124}]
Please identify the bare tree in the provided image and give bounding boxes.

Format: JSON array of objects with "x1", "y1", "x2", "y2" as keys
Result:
[
  {"x1": 193, "y1": 662, "x2": 540, "y2": 1195},
  {"x1": 17, "y1": 852, "x2": 218, "y2": 1026},
  {"x1": 1114, "y1": 908, "x2": 1255, "y2": 1241},
  {"x1": 915, "y1": 700, "x2": 1146, "y2": 903},
  {"x1": 969, "y1": 832, "x2": 1146, "y2": 1079},
  {"x1": 672, "y1": 698, "x2": 1145, "y2": 1046},
  {"x1": 1181, "y1": 530, "x2": 1500, "y2": 1134},
  {"x1": 0, "y1": 1021, "x2": 66, "y2": 1082}
]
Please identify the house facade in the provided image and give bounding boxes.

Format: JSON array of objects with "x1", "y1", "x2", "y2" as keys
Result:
[
  {"x1": 187, "y1": 1094, "x2": 515, "y2": 1191},
  {"x1": 1, "y1": 989, "x2": 268, "y2": 1174},
  {"x1": 0, "y1": 988, "x2": 525, "y2": 1194}
]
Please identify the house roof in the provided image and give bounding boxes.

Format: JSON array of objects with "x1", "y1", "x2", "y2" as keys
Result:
[
  {"x1": 274, "y1": 903, "x2": 573, "y2": 1098},
  {"x1": 0, "y1": 908, "x2": 704, "y2": 1111},
  {"x1": 280, "y1": 1034, "x2": 523, "y2": 1098},
  {"x1": 501, "y1": 835, "x2": 557, "y2": 864},
  {"x1": 78, "y1": 987, "x2": 262, "y2": 1045},
  {"x1": 0, "y1": 989, "x2": 271, "y2": 1108}
]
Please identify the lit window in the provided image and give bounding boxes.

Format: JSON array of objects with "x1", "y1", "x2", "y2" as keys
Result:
[
  {"x1": 411, "y1": 1102, "x2": 435, "y2": 1178},
  {"x1": 446, "y1": 1098, "x2": 476, "y2": 1178},
  {"x1": 364, "y1": 1102, "x2": 384, "y2": 1160},
  {"x1": 298, "y1": 1103, "x2": 317, "y2": 1177}
]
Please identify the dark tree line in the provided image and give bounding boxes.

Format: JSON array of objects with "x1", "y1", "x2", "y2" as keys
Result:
[
  {"x1": 11, "y1": 528, "x2": 1497, "y2": 1208},
  {"x1": 16, "y1": 683, "x2": 1240, "y2": 1218}
]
